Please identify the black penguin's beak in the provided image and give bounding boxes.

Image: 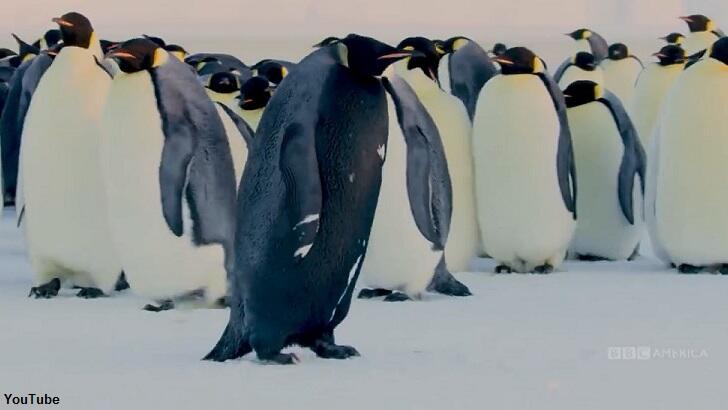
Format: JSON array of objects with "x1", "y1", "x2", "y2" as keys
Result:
[
  {"x1": 679, "y1": 16, "x2": 693, "y2": 23},
  {"x1": 493, "y1": 56, "x2": 514, "y2": 65},
  {"x1": 106, "y1": 50, "x2": 136, "y2": 61},
  {"x1": 653, "y1": 52, "x2": 666, "y2": 59},
  {"x1": 52, "y1": 17, "x2": 73, "y2": 27},
  {"x1": 378, "y1": 49, "x2": 425, "y2": 61}
]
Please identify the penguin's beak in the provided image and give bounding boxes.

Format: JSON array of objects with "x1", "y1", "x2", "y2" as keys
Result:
[
  {"x1": 493, "y1": 57, "x2": 514, "y2": 65},
  {"x1": 679, "y1": 16, "x2": 693, "y2": 23},
  {"x1": 52, "y1": 17, "x2": 73, "y2": 27},
  {"x1": 378, "y1": 50, "x2": 425, "y2": 61},
  {"x1": 652, "y1": 52, "x2": 666, "y2": 59},
  {"x1": 107, "y1": 50, "x2": 136, "y2": 61}
]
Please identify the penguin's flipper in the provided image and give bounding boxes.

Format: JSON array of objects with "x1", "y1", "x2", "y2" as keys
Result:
[
  {"x1": 216, "y1": 102, "x2": 254, "y2": 146},
  {"x1": 448, "y1": 41, "x2": 498, "y2": 120},
  {"x1": 588, "y1": 32, "x2": 609, "y2": 61},
  {"x1": 383, "y1": 74, "x2": 453, "y2": 249},
  {"x1": 552, "y1": 59, "x2": 573, "y2": 84},
  {"x1": 152, "y1": 56, "x2": 238, "y2": 246},
  {"x1": 598, "y1": 90, "x2": 646, "y2": 225},
  {"x1": 685, "y1": 49, "x2": 707, "y2": 69},
  {"x1": 0, "y1": 66, "x2": 14, "y2": 83},
  {"x1": 538, "y1": 73, "x2": 577, "y2": 217},
  {"x1": 713, "y1": 29, "x2": 725, "y2": 38}
]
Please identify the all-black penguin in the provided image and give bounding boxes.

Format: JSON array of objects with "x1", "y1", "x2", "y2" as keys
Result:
[
  {"x1": 660, "y1": 32, "x2": 685, "y2": 46},
  {"x1": 679, "y1": 14, "x2": 724, "y2": 55},
  {"x1": 566, "y1": 29, "x2": 609, "y2": 62},
  {"x1": 601, "y1": 43, "x2": 643, "y2": 108},
  {"x1": 205, "y1": 34, "x2": 429, "y2": 364},
  {"x1": 438, "y1": 36, "x2": 498, "y2": 120},
  {"x1": 554, "y1": 51, "x2": 604, "y2": 87}
]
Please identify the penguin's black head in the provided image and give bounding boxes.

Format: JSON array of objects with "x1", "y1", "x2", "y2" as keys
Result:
[
  {"x1": 566, "y1": 29, "x2": 592, "y2": 40},
  {"x1": 493, "y1": 47, "x2": 545, "y2": 75},
  {"x1": 653, "y1": 45, "x2": 686, "y2": 66},
  {"x1": 143, "y1": 35, "x2": 167, "y2": 47},
  {"x1": 206, "y1": 71, "x2": 240, "y2": 94},
  {"x1": 33, "y1": 29, "x2": 62, "y2": 50},
  {"x1": 563, "y1": 80, "x2": 602, "y2": 108},
  {"x1": 661, "y1": 32, "x2": 685, "y2": 45},
  {"x1": 238, "y1": 76, "x2": 273, "y2": 111},
  {"x1": 106, "y1": 38, "x2": 163, "y2": 74},
  {"x1": 442, "y1": 36, "x2": 471, "y2": 54},
  {"x1": 397, "y1": 37, "x2": 440, "y2": 84},
  {"x1": 0, "y1": 49, "x2": 16, "y2": 60},
  {"x1": 196, "y1": 57, "x2": 226, "y2": 75},
  {"x1": 679, "y1": 15, "x2": 715, "y2": 33},
  {"x1": 52, "y1": 12, "x2": 94, "y2": 49},
  {"x1": 709, "y1": 37, "x2": 728, "y2": 66},
  {"x1": 491, "y1": 43, "x2": 508, "y2": 56},
  {"x1": 164, "y1": 44, "x2": 188, "y2": 61},
  {"x1": 318, "y1": 34, "x2": 421, "y2": 77},
  {"x1": 253, "y1": 60, "x2": 289, "y2": 85},
  {"x1": 573, "y1": 52, "x2": 598, "y2": 70},
  {"x1": 608, "y1": 43, "x2": 629, "y2": 60}
]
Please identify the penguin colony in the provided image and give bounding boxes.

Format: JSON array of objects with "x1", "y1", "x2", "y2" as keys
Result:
[{"x1": 0, "y1": 12, "x2": 726, "y2": 364}]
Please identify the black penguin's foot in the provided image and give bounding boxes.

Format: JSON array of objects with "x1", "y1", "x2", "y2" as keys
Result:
[
  {"x1": 143, "y1": 300, "x2": 175, "y2": 312},
  {"x1": 677, "y1": 264, "x2": 702, "y2": 274},
  {"x1": 428, "y1": 274, "x2": 471, "y2": 296},
  {"x1": 28, "y1": 278, "x2": 61, "y2": 299},
  {"x1": 495, "y1": 265, "x2": 513, "y2": 274},
  {"x1": 383, "y1": 292, "x2": 411, "y2": 302},
  {"x1": 114, "y1": 272, "x2": 130, "y2": 292},
  {"x1": 77, "y1": 287, "x2": 106, "y2": 299},
  {"x1": 260, "y1": 353, "x2": 300, "y2": 365},
  {"x1": 533, "y1": 264, "x2": 554, "y2": 274},
  {"x1": 577, "y1": 254, "x2": 610, "y2": 262},
  {"x1": 357, "y1": 288, "x2": 393, "y2": 299},
  {"x1": 311, "y1": 339, "x2": 360, "y2": 360}
]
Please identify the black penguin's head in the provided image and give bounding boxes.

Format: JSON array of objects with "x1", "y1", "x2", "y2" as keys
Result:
[
  {"x1": 661, "y1": 32, "x2": 685, "y2": 45},
  {"x1": 397, "y1": 37, "x2": 440, "y2": 84},
  {"x1": 252, "y1": 60, "x2": 289, "y2": 85},
  {"x1": 205, "y1": 71, "x2": 240, "y2": 94},
  {"x1": 709, "y1": 37, "x2": 728, "y2": 66},
  {"x1": 608, "y1": 43, "x2": 629, "y2": 60},
  {"x1": 442, "y1": 36, "x2": 471, "y2": 54},
  {"x1": 106, "y1": 38, "x2": 164, "y2": 74},
  {"x1": 164, "y1": 44, "x2": 188, "y2": 61},
  {"x1": 573, "y1": 52, "x2": 598, "y2": 70},
  {"x1": 318, "y1": 34, "x2": 420, "y2": 77},
  {"x1": 679, "y1": 15, "x2": 715, "y2": 33},
  {"x1": 33, "y1": 29, "x2": 62, "y2": 50},
  {"x1": 143, "y1": 35, "x2": 167, "y2": 47},
  {"x1": 563, "y1": 80, "x2": 602, "y2": 108},
  {"x1": 0, "y1": 49, "x2": 16, "y2": 60},
  {"x1": 238, "y1": 76, "x2": 273, "y2": 111},
  {"x1": 653, "y1": 45, "x2": 686, "y2": 66},
  {"x1": 566, "y1": 29, "x2": 592, "y2": 40},
  {"x1": 490, "y1": 43, "x2": 508, "y2": 56},
  {"x1": 52, "y1": 12, "x2": 95, "y2": 49},
  {"x1": 493, "y1": 47, "x2": 545, "y2": 75}
]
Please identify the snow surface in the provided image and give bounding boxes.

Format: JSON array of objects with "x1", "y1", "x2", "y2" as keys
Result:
[{"x1": 1, "y1": 207, "x2": 727, "y2": 409}]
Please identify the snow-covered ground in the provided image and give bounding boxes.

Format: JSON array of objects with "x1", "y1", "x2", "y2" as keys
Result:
[{"x1": 1, "y1": 207, "x2": 726, "y2": 409}]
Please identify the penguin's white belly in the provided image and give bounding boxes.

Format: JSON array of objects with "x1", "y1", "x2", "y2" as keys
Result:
[
  {"x1": 631, "y1": 64, "x2": 683, "y2": 148},
  {"x1": 602, "y1": 59, "x2": 642, "y2": 109},
  {"x1": 438, "y1": 55, "x2": 452, "y2": 94},
  {"x1": 656, "y1": 60, "x2": 728, "y2": 265},
  {"x1": 240, "y1": 109, "x2": 263, "y2": 132},
  {"x1": 20, "y1": 47, "x2": 120, "y2": 290},
  {"x1": 360, "y1": 101, "x2": 441, "y2": 297},
  {"x1": 558, "y1": 67, "x2": 604, "y2": 88},
  {"x1": 215, "y1": 104, "x2": 248, "y2": 184},
  {"x1": 568, "y1": 103, "x2": 643, "y2": 260},
  {"x1": 644, "y1": 126, "x2": 671, "y2": 264},
  {"x1": 101, "y1": 72, "x2": 227, "y2": 302},
  {"x1": 683, "y1": 32, "x2": 720, "y2": 55},
  {"x1": 473, "y1": 75, "x2": 575, "y2": 272}
]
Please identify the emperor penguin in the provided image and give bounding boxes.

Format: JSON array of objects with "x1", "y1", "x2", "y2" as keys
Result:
[
  {"x1": 655, "y1": 37, "x2": 728, "y2": 274},
  {"x1": 102, "y1": 39, "x2": 239, "y2": 309},
  {"x1": 164, "y1": 44, "x2": 188, "y2": 61},
  {"x1": 185, "y1": 53, "x2": 252, "y2": 80},
  {"x1": 631, "y1": 45, "x2": 686, "y2": 148},
  {"x1": 237, "y1": 75, "x2": 273, "y2": 131},
  {"x1": 566, "y1": 29, "x2": 609, "y2": 62},
  {"x1": 661, "y1": 32, "x2": 685, "y2": 46},
  {"x1": 600, "y1": 43, "x2": 643, "y2": 109},
  {"x1": 392, "y1": 37, "x2": 479, "y2": 274},
  {"x1": 555, "y1": 52, "x2": 604, "y2": 88},
  {"x1": 679, "y1": 15, "x2": 724, "y2": 55},
  {"x1": 205, "y1": 34, "x2": 433, "y2": 364},
  {"x1": 563, "y1": 80, "x2": 646, "y2": 261},
  {"x1": 437, "y1": 36, "x2": 498, "y2": 120},
  {"x1": 357, "y1": 37, "x2": 471, "y2": 302},
  {"x1": 20, "y1": 12, "x2": 122, "y2": 298},
  {"x1": 473, "y1": 47, "x2": 577, "y2": 273}
]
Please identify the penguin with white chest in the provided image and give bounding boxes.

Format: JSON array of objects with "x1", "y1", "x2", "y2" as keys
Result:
[
  {"x1": 20, "y1": 12, "x2": 122, "y2": 298},
  {"x1": 358, "y1": 37, "x2": 471, "y2": 302},
  {"x1": 474, "y1": 47, "x2": 577, "y2": 273},
  {"x1": 679, "y1": 15, "x2": 724, "y2": 55},
  {"x1": 563, "y1": 80, "x2": 646, "y2": 261},
  {"x1": 102, "y1": 39, "x2": 238, "y2": 309},
  {"x1": 554, "y1": 51, "x2": 604, "y2": 88},
  {"x1": 600, "y1": 43, "x2": 643, "y2": 109},
  {"x1": 655, "y1": 38, "x2": 728, "y2": 274}
]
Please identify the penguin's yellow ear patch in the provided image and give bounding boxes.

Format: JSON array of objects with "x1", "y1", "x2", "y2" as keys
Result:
[
  {"x1": 435, "y1": 45, "x2": 445, "y2": 55},
  {"x1": 707, "y1": 20, "x2": 716, "y2": 31},
  {"x1": 594, "y1": 83, "x2": 604, "y2": 99},
  {"x1": 453, "y1": 38, "x2": 468, "y2": 51},
  {"x1": 152, "y1": 48, "x2": 168, "y2": 68},
  {"x1": 281, "y1": 67, "x2": 289, "y2": 78},
  {"x1": 533, "y1": 57, "x2": 545, "y2": 73},
  {"x1": 583, "y1": 30, "x2": 592, "y2": 39},
  {"x1": 403, "y1": 46, "x2": 415, "y2": 51}
]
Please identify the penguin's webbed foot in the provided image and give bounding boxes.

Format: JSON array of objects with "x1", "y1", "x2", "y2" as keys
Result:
[
  {"x1": 77, "y1": 287, "x2": 106, "y2": 299},
  {"x1": 427, "y1": 272, "x2": 471, "y2": 297},
  {"x1": 577, "y1": 254, "x2": 610, "y2": 262},
  {"x1": 495, "y1": 265, "x2": 513, "y2": 274},
  {"x1": 114, "y1": 272, "x2": 130, "y2": 292},
  {"x1": 383, "y1": 292, "x2": 411, "y2": 302},
  {"x1": 719, "y1": 265, "x2": 728, "y2": 275},
  {"x1": 311, "y1": 339, "x2": 360, "y2": 360},
  {"x1": 259, "y1": 353, "x2": 300, "y2": 365},
  {"x1": 533, "y1": 264, "x2": 554, "y2": 274},
  {"x1": 143, "y1": 300, "x2": 175, "y2": 312},
  {"x1": 677, "y1": 264, "x2": 702, "y2": 274},
  {"x1": 28, "y1": 278, "x2": 61, "y2": 299},
  {"x1": 357, "y1": 288, "x2": 393, "y2": 299}
]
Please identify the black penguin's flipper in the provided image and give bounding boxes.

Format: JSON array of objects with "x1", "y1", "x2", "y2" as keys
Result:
[
  {"x1": 152, "y1": 56, "x2": 238, "y2": 251},
  {"x1": 538, "y1": 73, "x2": 577, "y2": 218},
  {"x1": 448, "y1": 40, "x2": 499, "y2": 120},
  {"x1": 713, "y1": 29, "x2": 726, "y2": 38},
  {"x1": 383, "y1": 74, "x2": 453, "y2": 250},
  {"x1": 685, "y1": 49, "x2": 707, "y2": 69},
  {"x1": 598, "y1": 90, "x2": 646, "y2": 225},
  {"x1": 216, "y1": 102, "x2": 254, "y2": 147},
  {"x1": 552, "y1": 59, "x2": 573, "y2": 84},
  {"x1": 427, "y1": 256, "x2": 471, "y2": 296},
  {"x1": 588, "y1": 32, "x2": 609, "y2": 62}
]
